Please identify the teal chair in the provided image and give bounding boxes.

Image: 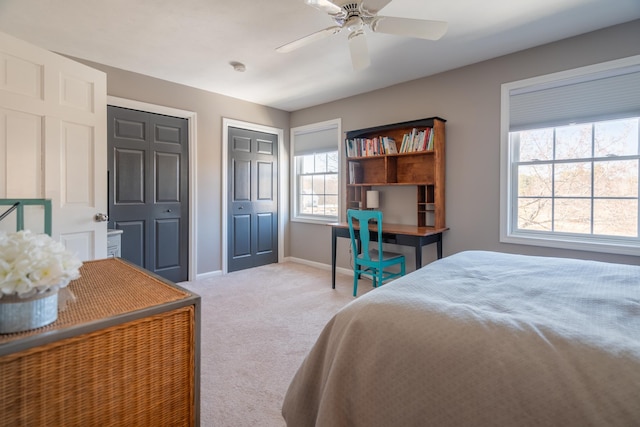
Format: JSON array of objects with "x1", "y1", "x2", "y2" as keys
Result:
[
  {"x1": 0, "y1": 199, "x2": 52, "y2": 236},
  {"x1": 347, "y1": 209, "x2": 406, "y2": 297}
]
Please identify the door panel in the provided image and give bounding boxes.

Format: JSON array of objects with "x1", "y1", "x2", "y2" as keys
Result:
[
  {"x1": 233, "y1": 159, "x2": 251, "y2": 201},
  {"x1": 108, "y1": 106, "x2": 188, "y2": 282},
  {"x1": 0, "y1": 109, "x2": 42, "y2": 198},
  {"x1": 257, "y1": 138, "x2": 274, "y2": 155},
  {"x1": 118, "y1": 220, "x2": 145, "y2": 266},
  {"x1": 156, "y1": 124, "x2": 181, "y2": 144},
  {"x1": 257, "y1": 161, "x2": 274, "y2": 199},
  {"x1": 257, "y1": 213, "x2": 274, "y2": 253},
  {"x1": 60, "y1": 233, "x2": 93, "y2": 261},
  {"x1": 115, "y1": 118, "x2": 146, "y2": 140},
  {"x1": 0, "y1": 50, "x2": 42, "y2": 98},
  {"x1": 233, "y1": 135, "x2": 251, "y2": 152},
  {"x1": 61, "y1": 121, "x2": 93, "y2": 204},
  {"x1": 228, "y1": 127, "x2": 278, "y2": 272},
  {"x1": 115, "y1": 149, "x2": 145, "y2": 203},
  {"x1": 233, "y1": 214, "x2": 251, "y2": 258},
  {"x1": 156, "y1": 153, "x2": 180, "y2": 201},
  {"x1": 155, "y1": 218, "x2": 180, "y2": 268}
]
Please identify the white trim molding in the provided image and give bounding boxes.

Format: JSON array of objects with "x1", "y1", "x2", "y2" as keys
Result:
[{"x1": 286, "y1": 256, "x2": 354, "y2": 277}]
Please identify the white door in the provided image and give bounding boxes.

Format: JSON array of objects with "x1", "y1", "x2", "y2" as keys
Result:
[{"x1": 0, "y1": 31, "x2": 107, "y2": 260}]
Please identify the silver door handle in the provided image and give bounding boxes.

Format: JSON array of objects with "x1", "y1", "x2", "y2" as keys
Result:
[{"x1": 94, "y1": 213, "x2": 109, "y2": 222}]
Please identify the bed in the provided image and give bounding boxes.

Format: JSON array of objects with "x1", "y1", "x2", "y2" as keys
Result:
[{"x1": 282, "y1": 250, "x2": 640, "y2": 426}]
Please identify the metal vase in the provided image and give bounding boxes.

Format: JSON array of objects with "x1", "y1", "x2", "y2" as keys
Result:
[{"x1": 0, "y1": 289, "x2": 58, "y2": 334}]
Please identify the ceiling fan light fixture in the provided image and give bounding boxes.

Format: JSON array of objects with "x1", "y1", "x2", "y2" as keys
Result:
[{"x1": 345, "y1": 16, "x2": 364, "y2": 33}]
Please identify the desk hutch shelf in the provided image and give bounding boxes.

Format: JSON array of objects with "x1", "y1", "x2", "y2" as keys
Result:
[{"x1": 345, "y1": 117, "x2": 446, "y2": 229}]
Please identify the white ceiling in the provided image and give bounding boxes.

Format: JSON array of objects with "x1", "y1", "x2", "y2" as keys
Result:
[{"x1": 0, "y1": 0, "x2": 639, "y2": 112}]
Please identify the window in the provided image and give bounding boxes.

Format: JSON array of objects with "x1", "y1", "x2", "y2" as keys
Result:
[
  {"x1": 291, "y1": 119, "x2": 341, "y2": 223},
  {"x1": 296, "y1": 152, "x2": 339, "y2": 218},
  {"x1": 501, "y1": 56, "x2": 640, "y2": 255}
]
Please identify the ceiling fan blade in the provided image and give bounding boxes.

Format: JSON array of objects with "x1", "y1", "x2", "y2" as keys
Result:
[
  {"x1": 371, "y1": 17, "x2": 448, "y2": 40},
  {"x1": 360, "y1": 0, "x2": 393, "y2": 14},
  {"x1": 276, "y1": 26, "x2": 342, "y2": 53},
  {"x1": 305, "y1": 0, "x2": 343, "y2": 16},
  {"x1": 348, "y1": 31, "x2": 370, "y2": 71}
]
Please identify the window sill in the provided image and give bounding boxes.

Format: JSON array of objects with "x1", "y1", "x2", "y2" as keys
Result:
[
  {"x1": 291, "y1": 216, "x2": 337, "y2": 226},
  {"x1": 501, "y1": 231, "x2": 640, "y2": 257}
]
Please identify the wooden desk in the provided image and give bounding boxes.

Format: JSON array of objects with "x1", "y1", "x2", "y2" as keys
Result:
[{"x1": 330, "y1": 222, "x2": 448, "y2": 289}]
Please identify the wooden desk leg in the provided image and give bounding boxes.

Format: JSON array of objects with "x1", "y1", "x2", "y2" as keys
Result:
[
  {"x1": 415, "y1": 244, "x2": 423, "y2": 270},
  {"x1": 332, "y1": 227, "x2": 337, "y2": 289},
  {"x1": 437, "y1": 233, "x2": 443, "y2": 259}
]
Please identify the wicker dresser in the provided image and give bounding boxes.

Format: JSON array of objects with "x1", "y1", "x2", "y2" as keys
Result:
[{"x1": 0, "y1": 258, "x2": 201, "y2": 426}]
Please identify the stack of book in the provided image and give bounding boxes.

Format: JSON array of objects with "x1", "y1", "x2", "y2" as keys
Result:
[
  {"x1": 399, "y1": 128, "x2": 434, "y2": 153},
  {"x1": 345, "y1": 136, "x2": 398, "y2": 157}
]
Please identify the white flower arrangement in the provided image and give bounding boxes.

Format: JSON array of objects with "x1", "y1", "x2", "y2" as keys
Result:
[{"x1": 0, "y1": 230, "x2": 82, "y2": 299}]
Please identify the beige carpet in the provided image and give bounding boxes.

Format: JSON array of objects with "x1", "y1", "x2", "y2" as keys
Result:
[{"x1": 180, "y1": 261, "x2": 372, "y2": 427}]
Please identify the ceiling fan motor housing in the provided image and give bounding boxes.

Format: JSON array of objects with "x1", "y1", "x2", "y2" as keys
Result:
[{"x1": 333, "y1": 2, "x2": 375, "y2": 28}]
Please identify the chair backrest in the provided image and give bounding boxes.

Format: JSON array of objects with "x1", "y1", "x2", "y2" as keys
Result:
[
  {"x1": 0, "y1": 199, "x2": 52, "y2": 236},
  {"x1": 347, "y1": 209, "x2": 384, "y2": 262}
]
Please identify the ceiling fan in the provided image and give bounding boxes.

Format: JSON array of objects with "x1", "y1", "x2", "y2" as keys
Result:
[{"x1": 276, "y1": 0, "x2": 448, "y2": 71}]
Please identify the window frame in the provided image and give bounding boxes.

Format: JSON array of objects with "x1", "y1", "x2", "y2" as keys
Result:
[
  {"x1": 500, "y1": 55, "x2": 640, "y2": 256},
  {"x1": 290, "y1": 119, "x2": 342, "y2": 225}
]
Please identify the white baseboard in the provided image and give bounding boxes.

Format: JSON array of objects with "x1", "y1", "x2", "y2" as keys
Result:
[
  {"x1": 196, "y1": 259, "x2": 366, "y2": 281},
  {"x1": 285, "y1": 256, "x2": 355, "y2": 277},
  {"x1": 195, "y1": 270, "x2": 223, "y2": 280}
]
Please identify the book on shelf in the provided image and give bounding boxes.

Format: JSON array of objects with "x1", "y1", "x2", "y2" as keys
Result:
[
  {"x1": 348, "y1": 161, "x2": 362, "y2": 184},
  {"x1": 398, "y1": 127, "x2": 434, "y2": 153},
  {"x1": 384, "y1": 137, "x2": 398, "y2": 154},
  {"x1": 427, "y1": 128, "x2": 435, "y2": 150},
  {"x1": 345, "y1": 135, "x2": 398, "y2": 157},
  {"x1": 345, "y1": 139, "x2": 354, "y2": 157},
  {"x1": 414, "y1": 129, "x2": 424, "y2": 151},
  {"x1": 400, "y1": 128, "x2": 417, "y2": 153}
]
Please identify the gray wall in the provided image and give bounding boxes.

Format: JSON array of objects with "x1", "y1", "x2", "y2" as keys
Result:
[
  {"x1": 290, "y1": 19, "x2": 640, "y2": 272},
  {"x1": 72, "y1": 19, "x2": 640, "y2": 277},
  {"x1": 73, "y1": 58, "x2": 290, "y2": 276}
]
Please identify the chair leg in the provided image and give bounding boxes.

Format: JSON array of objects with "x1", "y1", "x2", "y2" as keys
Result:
[{"x1": 353, "y1": 268, "x2": 359, "y2": 297}]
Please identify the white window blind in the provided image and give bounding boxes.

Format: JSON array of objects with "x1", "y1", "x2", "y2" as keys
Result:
[
  {"x1": 293, "y1": 125, "x2": 338, "y2": 156},
  {"x1": 509, "y1": 64, "x2": 640, "y2": 131}
]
